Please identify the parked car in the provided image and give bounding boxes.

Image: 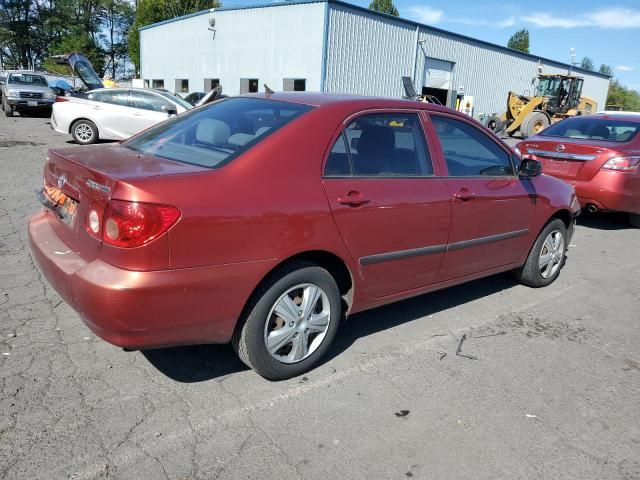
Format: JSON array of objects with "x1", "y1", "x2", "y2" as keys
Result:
[
  {"x1": 29, "y1": 94, "x2": 579, "y2": 380},
  {"x1": 183, "y1": 91, "x2": 206, "y2": 105},
  {"x1": 1, "y1": 71, "x2": 55, "y2": 117},
  {"x1": 52, "y1": 87, "x2": 192, "y2": 144},
  {"x1": 517, "y1": 115, "x2": 640, "y2": 227}
]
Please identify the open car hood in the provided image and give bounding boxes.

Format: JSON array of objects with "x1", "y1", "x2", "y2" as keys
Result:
[{"x1": 51, "y1": 53, "x2": 103, "y2": 91}]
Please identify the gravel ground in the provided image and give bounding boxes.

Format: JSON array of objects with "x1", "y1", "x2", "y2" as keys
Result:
[{"x1": 1, "y1": 112, "x2": 639, "y2": 480}]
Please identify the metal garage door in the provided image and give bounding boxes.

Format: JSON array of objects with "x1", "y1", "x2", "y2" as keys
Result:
[{"x1": 424, "y1": 57, "x2": 453, "y2": 89}]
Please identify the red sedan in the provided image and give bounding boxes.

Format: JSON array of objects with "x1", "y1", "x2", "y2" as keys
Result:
[
  {"x1": 517, "y1": 115, "x2": 640, "y2": 227},
  {"x1": 29, "y1": 93, "x2": 579, "y2": 379}
]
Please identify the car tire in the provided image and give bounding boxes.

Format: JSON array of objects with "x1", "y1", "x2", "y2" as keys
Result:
[
  {"x1": 486, "y1": 115, "x2": 503, "y2": 134},
  {"x1": 3, "y1": 98, "x2": 13, "y2": 117},
  {"x1": 520, "y1": 111, "x2": 549, "y2": 139},
  {"x1": 71, "y1": 119, "x2": 98, "y2": 145},
  {"x1": 629, "y1": 213, "x2": 640, "y2": 228},
  {"x1": 232, "y1": 261, "x2": 342, "y2": 380},
  {"x1": 514, "y1": 219, "x2": 567, "y2": 288}
]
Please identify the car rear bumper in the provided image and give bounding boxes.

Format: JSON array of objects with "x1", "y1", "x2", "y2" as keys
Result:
[
  {"x1": 28, "y1": 211, "x2": 275, "y2": 349},
  {"x1": 565, "y1": 171, "x2": 639, "y2": 214}
]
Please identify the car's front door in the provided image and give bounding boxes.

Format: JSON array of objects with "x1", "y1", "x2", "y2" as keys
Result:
[
  {"x1": 127, "y1": 90, "x2": 173, "y2": 136},
  {"x1": 322, "y1": 111, "x2": 451, "y2": 298},
  {"x1": 87, "y1": 89, "x2": 133, "y2": 140},
  {"x1": 427, "y1": 114, "x2": 536, "y2": 282}
]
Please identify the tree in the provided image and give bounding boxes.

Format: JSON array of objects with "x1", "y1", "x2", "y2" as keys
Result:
[
  {"x1": 507, "y1": 29, "x2": 529, "y2": 53},
  {"x1": 606, "y1": 79, "x2": 640, "y2": 111},
  {"x1": 129, "y1": 0, "x2": 222, "y2": 75},
  {"x1": 368, "y1": 0, "x2": 399, "y2": 17},
  {"x1": 101, "y1": 0, "x2": 135, "y2": 78},
  {"x1": 580, "y1": 56, "x2": 594, "y2": 71},
  {"x1": 599, "y1": 64, "x2": 613, "y2": 76}
]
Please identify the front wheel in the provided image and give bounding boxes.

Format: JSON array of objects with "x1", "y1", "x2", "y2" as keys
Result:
[
  {"x1": 514, "y1": 219, "x2": 567, "y2": 287},
  {"x1": 3, "y1": 98, "x2": 13, "y2": 117},
  {"x1": 520, "y1": 111, "x2": 550, "y2": 139},
  {"x1": 629, "y1": 213, "x2": 640, "y2": 228},
  {"x1": 233, "y1": 262, "x2": 342, "y2": 380},
  {"x1": 71, "y1": 119, "x2": 98, "y2": 145}
]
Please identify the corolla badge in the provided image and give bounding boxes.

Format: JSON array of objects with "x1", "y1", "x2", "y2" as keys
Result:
[
  {"x1": 57, "y1": 174, "x2": 67, "y2": 189},
  {"x1": 555, "y1": 144, "x2": 566, "y2": 152},
  {"x1": 85, "y1": 179, "x2": 111, "y2": 194}
]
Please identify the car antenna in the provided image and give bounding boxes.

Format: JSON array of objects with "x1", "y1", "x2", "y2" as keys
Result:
[{"x1": 264, "y1": 84, "x2": 274, "y2": 94}]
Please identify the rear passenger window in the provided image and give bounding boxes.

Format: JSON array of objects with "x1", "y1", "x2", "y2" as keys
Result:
[
  {"x1": 324, "y1": 113, "x2": 433, "y2": 177},
  {"x1": 431, "y1": 116, "x2": 514, "y2": 176}
]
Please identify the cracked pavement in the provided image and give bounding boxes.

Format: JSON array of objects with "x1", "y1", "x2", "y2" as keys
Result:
[{"x1": 1, "y1": 113, "x2": 639, "y2": 479}]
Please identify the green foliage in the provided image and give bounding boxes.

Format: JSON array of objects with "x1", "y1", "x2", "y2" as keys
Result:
[
  {"x1": 368, "y1": 0, "x2": 399, "y2": 17},
  {"x1": 606, "y1": 79, "x2": 640, "y2": 111},
  {"x1": 580, "y1": 56, "x2": 594, "y2": 71},
  {"x1": 598, "y1": 64, "x2": 613, "y2": 76},
  {"x1": 129, "y1": 0, "x2": 222, "y2": 75},
  {"x1": 507, "y1": 29, "x2": 529, "y2": 54}
]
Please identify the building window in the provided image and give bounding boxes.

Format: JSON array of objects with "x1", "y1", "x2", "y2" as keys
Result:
[
  {"x1": 240, "y1": 78, "x2": 259, "y2": 94},
  {"x1": 144, "y1": 79, "x2": 150, "y2": 88},
  {"x1": 152, "y1": 79, "x2": 164, "y2": 89},
  {"x1": 283, "y1": 78, "x2": 306, "y2": 91},
  {"x1": 175, "y1": 79, "x2": 189, "y2": 93},
  {"x1": 204, "y1": 78, "x2": 220, "y2": 91}
]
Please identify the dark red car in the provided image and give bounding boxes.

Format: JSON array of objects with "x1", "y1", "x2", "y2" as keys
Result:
[
  {"x1": 29, "y1": 94, "x2": 579, "y2": 379},
  {"x1": 517, "y1": 114, "x2": 640, "y2": 227}
]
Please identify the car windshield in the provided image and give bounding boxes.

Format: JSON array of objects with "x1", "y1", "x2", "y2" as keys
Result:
[
  {"x1": 156, "y1": 90, "x2": 192, "y2": 110},
  {"x1": 8, "y1": 74, "x2": 48, "y2": 86},
  {"x1": 124, "y1": 97, "x2": 313, "y2": 168},
  {"x1": 540, "y1": 117, "x2": 640, "y2": 143}
]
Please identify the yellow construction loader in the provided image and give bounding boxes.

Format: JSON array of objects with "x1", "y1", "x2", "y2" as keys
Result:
[{"x1": 486, "y1": 73, "x2": 598, "y2": 138}]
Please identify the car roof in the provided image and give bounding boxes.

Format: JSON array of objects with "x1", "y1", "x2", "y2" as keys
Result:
[
  {"x1": 238, "y1": 91, "x2": 452, "y2": 113},
  {"x1": 593, "y1": 113, "x2": 640, "y2": 122}
]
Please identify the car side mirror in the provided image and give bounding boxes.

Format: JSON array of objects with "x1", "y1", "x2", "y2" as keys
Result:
[
  {"x1": 519, "y1": 158, "x2": 542, "y2": 178},
  {"x1": 162, "y1": 105, "x2": 178, "y2": 116}
]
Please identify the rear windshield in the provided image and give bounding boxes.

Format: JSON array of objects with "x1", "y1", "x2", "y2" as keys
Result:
[
  {"x1": 124, "y1": 97, "x2": 312, "y2": 168},
  {"x1": 8, "y1": 73, "x2": 48, "y2": 86},
  {"x1": 540, "y1": 117, "x2": 640, "y2": 143}
]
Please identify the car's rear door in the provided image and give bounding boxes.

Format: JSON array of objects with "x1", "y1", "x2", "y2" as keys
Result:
[
  {"x1": 322, "y1": 111, "x2": 451, "y2": 298},
  {"x1": 427, "y1": 113, "x2": 535, "y2": 282}
]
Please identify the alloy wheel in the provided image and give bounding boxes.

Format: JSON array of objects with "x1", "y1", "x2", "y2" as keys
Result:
[{"x1": 75, "y1": 123, "x2": 94, "y2": 143}]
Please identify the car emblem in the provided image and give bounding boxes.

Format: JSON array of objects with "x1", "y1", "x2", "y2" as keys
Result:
[
  {"x1": 57, "y1": 174, "x2": 67, "y2": 189},
  {"x1": 555, "y1": 144, "x2": 566, "y2": 152}
]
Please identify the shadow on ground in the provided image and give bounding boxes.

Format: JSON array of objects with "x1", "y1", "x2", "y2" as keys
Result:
[
  {"x1": 577, "y1": 211, "x2": 632, "y2": 230},
  {"x1": 143, "y1": 272, "x2": 519, "y2": 382}
]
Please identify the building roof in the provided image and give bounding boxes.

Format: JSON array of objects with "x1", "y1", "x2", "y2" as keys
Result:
[{"x1": 140, "y1": 0, "x2": 611, "y2": 80}]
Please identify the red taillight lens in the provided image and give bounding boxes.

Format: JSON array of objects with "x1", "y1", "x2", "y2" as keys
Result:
[
  {"x1": 601, "y1": 156, "x2": 640, "y2": 172},
  {"x1": 102, "y1": 200, "x2": 181, "y2": 248},
  {"x1": 55, "y1": 96, "x2": 69, "y2": 102}
]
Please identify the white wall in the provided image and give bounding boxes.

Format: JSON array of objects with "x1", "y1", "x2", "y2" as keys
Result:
[{"x1": 140, "y1": 2, "x2": 326, "y2": 95}]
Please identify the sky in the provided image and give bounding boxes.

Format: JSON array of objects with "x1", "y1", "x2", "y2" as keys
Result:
[{"x1": 346, "y1": 0, "x2": 640, "y2": 90}]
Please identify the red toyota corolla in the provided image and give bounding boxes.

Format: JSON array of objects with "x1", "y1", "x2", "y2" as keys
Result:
[
  {"x1": 29, "y1": 93, "x2": 579, "y2": 379},
  {"x1": 517, "y1": 115, "x2": 640, "y2": 227}
]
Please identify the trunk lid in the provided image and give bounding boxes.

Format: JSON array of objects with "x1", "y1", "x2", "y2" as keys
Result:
[
  {"x1": 51, "y1": 53, "x2": 104, "y2": 91},
  {"x1": 42, "y1": 145, "x2": 208, "y2": 262},
  {"x1": 519, "y1": 137, "x2": 618, "y2": 181}
]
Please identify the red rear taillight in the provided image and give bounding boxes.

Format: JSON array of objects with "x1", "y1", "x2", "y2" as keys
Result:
[
  {"x1": 55, "y1": 96, "x2": 69, "y2": 102},
  {"x1": 100, "y1": 200, "x2": 181, "y2": 248},
  {"x1": 601, "y1": 156, "x2": 640, "y2": 172}
]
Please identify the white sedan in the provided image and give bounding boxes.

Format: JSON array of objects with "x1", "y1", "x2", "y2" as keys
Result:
[{"x1": 51, "y1": 88, "x2": 192, "y2": 144}]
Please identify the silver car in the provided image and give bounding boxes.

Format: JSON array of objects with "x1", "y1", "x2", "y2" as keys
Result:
[{"x1": 1, "y1": 72, "x2": 55, "y2": 117}]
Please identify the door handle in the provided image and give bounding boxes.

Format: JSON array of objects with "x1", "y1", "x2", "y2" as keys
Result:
[
  {"x1": 453, "y1": 189, "x2": 476, "y2": 201},
  {"x1": 132, "y1": 112, "x2": 142, "y2": 116},
  {"x1": 338, "y1": 191, "x2": 370, "y2": 207}
]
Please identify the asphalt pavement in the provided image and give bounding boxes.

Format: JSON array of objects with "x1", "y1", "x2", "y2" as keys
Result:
[{"x1": 1, "y1": 112, "x2": 639, "y2": 480}]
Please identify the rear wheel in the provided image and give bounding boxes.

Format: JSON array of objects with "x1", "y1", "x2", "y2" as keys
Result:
[
  {"x1": 232, "y1": 262, "x2": 342, "y2": 380},
  {"x1": 71, "y1": 119, "x2": 98, "y2": 145},
  {"x1": 486, "y1": 115, "x2": 503, "y2": 134},
  {"x1": 514, "y1": 219, "x2": 567, "y2": 287},
  {"x1": 629, "y1": 213, "x2": 640, "y2": 228},
  {"x1": 520, "y1": 112, "x2": 549, "y2": 139}
]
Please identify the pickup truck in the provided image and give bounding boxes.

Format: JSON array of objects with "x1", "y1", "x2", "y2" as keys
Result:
[{"x1": 1, "y1": 72, "x2": 55, "y2": 117}]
